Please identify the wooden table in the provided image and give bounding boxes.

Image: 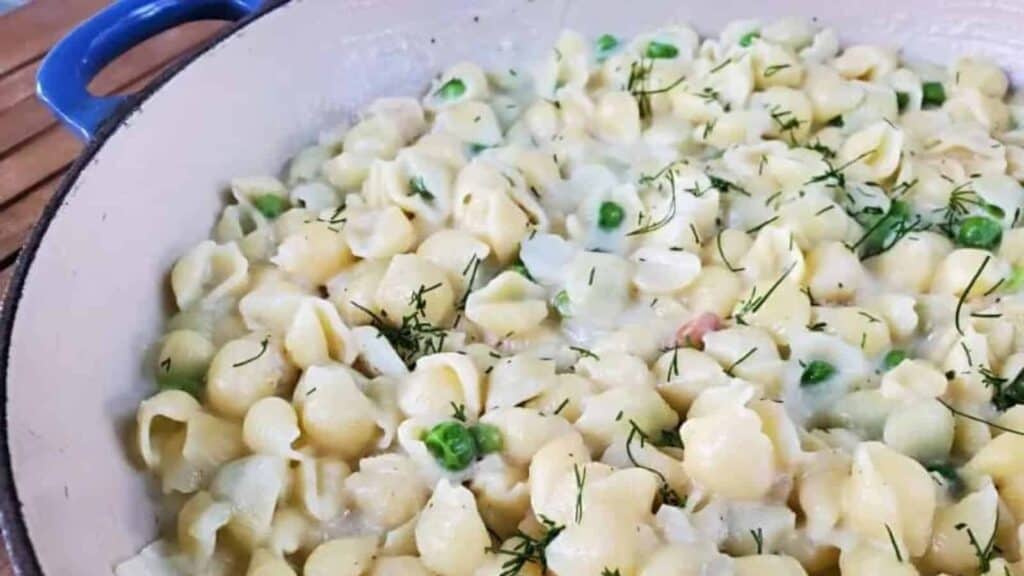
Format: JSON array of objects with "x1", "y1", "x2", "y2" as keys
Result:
[{"x1": 0, "y1": 1, "x2": 227, "y2": 572}]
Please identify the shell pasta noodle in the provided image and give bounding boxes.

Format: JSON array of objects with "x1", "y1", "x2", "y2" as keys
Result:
[{"x1": 121, "y1": 17, "x2": 1024, "y2": 576}]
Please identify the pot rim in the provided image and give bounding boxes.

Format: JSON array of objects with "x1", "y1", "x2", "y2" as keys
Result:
[{"x1": 0, "y1": 1, "x2": 291, "y2": 572}]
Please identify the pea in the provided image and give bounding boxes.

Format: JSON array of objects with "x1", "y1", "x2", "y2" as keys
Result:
[
  {"x1": 956, "y1": 216, "x2": 1002, "y2": 249},
  {"x1": 645, "y1": 41, "x2": 678, "y2": 59},
  {"x1": 424, "y1": 421, "x2": 478, "y2": 471},
  {"x1": 435, "y1": 77, "x2": 466, "y2": 100},
  {"x1": 596, "y1": 34, "x2": 619, "y2": 60},
  {"x1": 553, "y1": 290, "x2": 571, "y2": 317},
  {"x1": 738, "y1": 31, "x2": 759, "y2": 47},
  {"x1": 469, "y1": 423, "x2": 503, "y2": 454},
  {"x1": 859, "y1": 200, "x2": 912, "y2": 258},
  {"x1": 157, "y1": 373, "x2": 203, "y2": 399},
  {"x1": 597, "y1": 201, "x2": 625, "y2": 230},
  {"x1": 801, "y1": 360, "x2": 836, "y2": 387},
  {"x1": 252, "y1": 194, "x2": 287, "y2": 219},
  {"x1": 921, "y1": 81, "x2": 946, "y2": 108},
  {"x1": 883, "y1": 349, "x2": 907, "y2": 370}
]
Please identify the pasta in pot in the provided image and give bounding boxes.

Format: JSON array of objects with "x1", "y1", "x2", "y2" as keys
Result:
[{"x1": 125, "y1": 19, "x2": 1024, "y2": 576}]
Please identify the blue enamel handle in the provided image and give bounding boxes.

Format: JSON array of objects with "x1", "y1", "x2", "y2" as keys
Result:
[{"x1": 37, "y1": 0, "x2": 263, "y2": 141}]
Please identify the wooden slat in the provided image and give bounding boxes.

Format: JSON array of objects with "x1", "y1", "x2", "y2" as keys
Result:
[
  {"x1": 0, "y1": 0, "x2": 110, "y2": 75},
  {"x1": 0, "y1": 175, "x2": 60, "y2": 264},
  {"x1": 0, "y1": 264, "x2": 13, "y2": 305},
  {"x1": 0, "y1": 126, "x2": 80, "y2": 207},
  {"x1": 0, "y1": 57, "x2": 40, "y2": 111},
  {"x1": 0, "y1": 20, "x2": 224, "y2": 159}
]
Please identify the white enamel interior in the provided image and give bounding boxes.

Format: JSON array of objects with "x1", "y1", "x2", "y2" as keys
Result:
[{"x1": 6, "y1": 0, "x2": 1024, "y2": 572}]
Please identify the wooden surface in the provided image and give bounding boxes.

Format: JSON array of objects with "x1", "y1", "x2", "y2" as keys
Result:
[{"x1": 0, "y1": 1, "x2": 228, "y2": 572}]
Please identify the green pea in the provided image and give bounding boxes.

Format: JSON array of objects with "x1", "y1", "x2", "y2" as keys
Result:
[
  {"x1": 896, "y1": 91, "x2": 910, "y2": 112},
  {"x1": 252, "y1": 194, "x2": 287, "y2": 219},
  {"x1": 470, "y1": 423, "x2": 503, "y2": 454},
  {"x1": 596, "y1": 34, "x2": 619, "y2": 60},
  {"x1": 424, "y1": 421, "x2": 478, "y2": 471},
  {"x1": 597, "y1": 201, "x2": 625, "y2": 230},
  {"x1": 956, "y1": 216, "x2": 1002, "y2": 249},
  {"x1": 645, "y1": 41, "x2": 678, "y2": 59},
  {"x1": 435, "y1": 77, "x2": 466, "y2": 100},
  {"x1": 921, "y1": 81, "x2": 946, "y2": 108},
  {"x1": 801, "y1": 360, "x2": 836, "y2": 387},
  {"x1": 157, "y1": 373, "x2": 203, "y2": 399},
  {"x1": 859, "y1": 200, "x2": 912, "y2": 258},
  {"x1": 738, "y1": 31, "x2": 759, "y2": 47},
  {"x1": 883, "y1": 349, "x2": 907, "y2": 370},
  {"x1": 553, "y1": 290, "x2": 572, "y2": 317}
]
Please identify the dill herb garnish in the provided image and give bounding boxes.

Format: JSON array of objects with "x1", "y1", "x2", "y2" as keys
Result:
[
  {"x1": 625, "y1": 420, "x2": 686, "y2": 507},
  {"x1": 570, "y1": 346, "x2": 600, "y2": 360},
  {"x1": 734, "y1": 263, "x2": 796, "y2": 324},
  {"x1": 553, "y1": 398, "x2": 570, "y2": 415},
  {"x1": 717, "y1": 231, "x2": 745, "y2": 272},
  {"x1": 980, "y1": 366, "x2": 1024, "y2": 411},
  {"x1": 955, "y1": 255, "x2": 990, "y2": 336},
  {"x1": 450, "y1": 402, "x2": 467, "y2": 422},
  {"x1": 751, "y1": 528, "x2": 764, "y2": 554},
  {"x1": 806, "y1": 150, "x2": 873, "y2": 188},
  {"x1": 573, "y1": 463, "x2": 586, "y2": 524},
  {"x1": 628, "y1": 172, "x2": 678, "y2": 236},
  {"x1": 885, "y1": 524, "x2": 904, "y2": 562},
  {"x1": 232, "y1": 336, "x2": 270, "y2": 368},
  {"x1": 667, "y1": 347, "x2": 681, "y2": 381},
  {"x1": 746, "y1": 215, "x2": 780, "y2": 234},
  {"x1": 351, "y1": 284, "x2": 447, "y2": 368},
  {"x1": 408, "y1": 176, "x2": 435, "y2": 202},
  {"x1": 601, "y1": 569, "x2": 623, "y2": 576},
  {"x1": 492, "y1": 516, "x2": 564, "y2": 576},
  {"x1": 725, "y1": 347, "x2": 758, "y2": 376},
  {"x1": 763, "y1": 63, "x2": 791, "y2": 77},
  {"x1": 955, "y1": 516, "x2": 1001, "y2": 573},
  {"x1": 937, "y1": 399, "x2": 1024, "y2": 436}
]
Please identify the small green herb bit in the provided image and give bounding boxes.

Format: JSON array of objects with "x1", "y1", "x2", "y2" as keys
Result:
[
  {"x1": 926, "y1": 461, "x2": 965, "y2": 497},
  {"x1": 597, "y1": 201, "x2": 625, "y2": 230},
  {"x1": 252, "y1": 194, "x2": 287, "y2": 219},
  {"x1": 922, "y1": 81, "x2": 946, "y2": 108},
  {"x1": 1006, "y1": 265, "x2": 1024, "y2": 293},
  {"x1": 957, "y1": 216, "x2": 1002, "y2": 250},
  {"x1": 801, "y1": 360, "x2": 836, "y2": 387},
  {"x1": 857, "y1": 200, "x2": 916, "y2": 259},
  {"x1": 424, "y1": 421, "x2": 478, "y2": 471},
  {"x1": 596, "y1": 34, "x2": 619, "y2": 59},
  {"x1": 553, "y1": 290, "x2": 572, "y2": 317},
  {"x1": 509, "y1": 260, "x2": 533, "y2": 280},
  {"x1": 435, "y1": 77, "x2": 467, "y2": 100},
  {"x1": 896, "y1": 91, "x2": 910, "y2": 112},
  {"x1": 645, "y1": 40, "x2": 679, "y2": 59},
  {"x1": 408, "y1": 176, "x2": 435, "y2": 202},
  {"x1": 157, "y1": 373, "x2": 203, "y2": 398},
  {"x1": 883, "y1": 349, "x2": 907, "y2": 370},
  {"x1": 738, "y1": 31, "x2": 759, "y2": 47},
  {"x1": 470, "y1": 423, "x2": 503, "y2": 454},
  {"x1": 825, "y1": 115, "x2": 844, "y2": 128}
]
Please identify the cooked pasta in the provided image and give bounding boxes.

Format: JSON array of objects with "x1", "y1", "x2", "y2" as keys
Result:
[{"x1": 122, "y1": 19, "x2": 1024, "y2": 576}]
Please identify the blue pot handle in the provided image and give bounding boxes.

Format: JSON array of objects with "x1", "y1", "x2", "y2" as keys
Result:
[{"x1": 37, "y1": 0, "x2": 263, "y2": 141}]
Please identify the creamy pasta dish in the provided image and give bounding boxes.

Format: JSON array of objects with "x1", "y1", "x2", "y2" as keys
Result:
[{"x1": 121, "y1": 18, "x2": 1024, "y2": 576}]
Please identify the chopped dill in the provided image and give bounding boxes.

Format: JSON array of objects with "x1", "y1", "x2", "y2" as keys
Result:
[
  {"x1": 573, "y1": 463, "x2": 586, "y2": 524},
  {"x1": 717, "y1": 231, "x2": 745, "y2": 272},
  {"x1": 625, "y1": 420, "x2": 686, "y2": 507},
  {"x1": 751, "y1": 528, "x2": 764, "y2": 554},
  {"x1": 232, "y1": 336, "x2": 270, "y2": 368},
  {"x1": 885, "y1": 524, "x2": 904, "y2": 562},
  {"x1": 955, "y1": 255, "x2": 990, "y2": 336},
  {"x1": 725, "y1": 347, "x2": 758, "y2": 376},
  {"x1": 734, "y1": 262, "x2": 797, "y2": 324},
  {"x1": 570, "y1": 346, "x2": 600, "y2": 361},
  {"x1": 351, "y1": 284, "x2": 447, "y2": 368},
  {"x1": 492, "y1": 516, "x2": 564, "y2": 576}
]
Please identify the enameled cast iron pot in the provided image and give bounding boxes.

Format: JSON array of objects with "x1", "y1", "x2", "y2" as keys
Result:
[{"x1": 3, "y1": 0, "x2": 1024, "y2": 572}]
